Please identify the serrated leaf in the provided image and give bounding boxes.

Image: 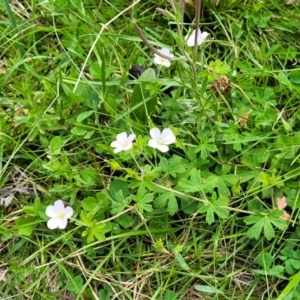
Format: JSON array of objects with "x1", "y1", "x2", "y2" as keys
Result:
[
  {"x1": 213, "y1": 204, "x2": 229, "y2": 219},
  {"x1": 155, "y1": 193, "x2": 169, "y2": 208},
  {"x1": 131, "y1": 187, "x2": 153, "y2": 214},
  {"x1": 167, "y1": 193, "x2": 178, "y2": 216},
  {"x1": 111, "y1": 190, "x2": 130, "y2": 214},
  {"x1": 206, "y1": 206, "x2": 215, "y2": 225},
  {"x1": 216, "y1": 177, "x2": 231, "y2": 196},
  {"x1": 202, "y1": 176, "x2": 219, "y2": 193},
  {"x1": 247, "y1": 220, "x2": 264, "y2": 240}
]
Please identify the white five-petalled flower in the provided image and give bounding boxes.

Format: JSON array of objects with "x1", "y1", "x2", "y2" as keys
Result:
[
  {"x1": 148, "y1": 128, "x2": 176, "y2": 153},
  {"x1": 185, "y1": 28, "x2": 209, "y2": 47},
  {"x1": 46, "y1": 200, "x2": 73, "y2": 230},
  {"x1": 110, "y1": 132, "x2": 136, "y2": 153},
  {"x1": 153, "y1": 48, "x2": 174, "y2": 67}
]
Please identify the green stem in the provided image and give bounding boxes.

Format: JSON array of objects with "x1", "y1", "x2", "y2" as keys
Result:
[{"x1": 4, "y1": 0, "x2": 25, "y2": 56}]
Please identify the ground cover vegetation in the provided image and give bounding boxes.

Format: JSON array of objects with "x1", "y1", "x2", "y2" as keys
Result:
[{"x1": 1, "y1": 0, "x2": 300, "y2": 299}]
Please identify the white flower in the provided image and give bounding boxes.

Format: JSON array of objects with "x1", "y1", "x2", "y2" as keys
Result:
[
  {"x1": 46, "y1": 200, "x2": 73, "y2": 230},
  {"x1": 185, "y1": 28, "x2": 209, "y2": 47},
  {"x1": 148, "y1": 128, "x2": 176, "y2": 153},
  {"x1": 110, "y1": 132, "x2": 136, "y2": 153},
  {"x1": 153, "y1": 48, "x2": 174, "y2": 67}
]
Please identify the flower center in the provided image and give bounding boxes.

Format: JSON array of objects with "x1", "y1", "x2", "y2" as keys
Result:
[
  {"x1": 121, "y1": 141, "x2": 128, "y2": 147},
  {"x1": 158, "y1": 139, "x2": 164, "y2": 145},
  {"x1": 57, "y1": 211, "x2": 65, "y2": 219}
]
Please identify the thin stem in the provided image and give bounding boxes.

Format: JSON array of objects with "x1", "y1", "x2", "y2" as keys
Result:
[{"x1": 4, "y1": 0, "x2": 25, "y2": 56}]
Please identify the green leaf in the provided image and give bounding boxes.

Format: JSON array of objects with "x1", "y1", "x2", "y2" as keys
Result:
[
  {"x1": 82, "y1": 197, "x2": 98, "y2": 212},
  {"x1": 116, "y1": 214, "x2": 135, "y2": 229},
  {"x1": 81, "y1": 167, "x2": 98, "y2": 185},
  {"x1": 216, "y1": 177, "x2": 231, "y2": 197},
  {"x1": 79, "y1": 211, "x2": 94, "y2": 226},
  {"x1": 131, "y1": 187, "x2": 153, "y2": 214},
  {"x1": 109, "y1": 179, "x2": 129, "y2": 199},
  {"x1": 178, "y1": 169, "x2": 218, "y2": 193},
  {"x1": 49, "y1": 136, "x2": 64, "y2": 155},
  {"x1": 256, "y1": 252, "x2": 273, "y2": 269},
  {"x1": 164, "y1": 290, "x2": 178, "y2": 300},
  {"x1": 159, "y1": 155, "x2": 186, "y2": 177},
  {"x1": 155, "y1": 192, "x2": 178, "y2": 216},
  {"x1": 130, "y1": 68, "x2": 157, "y2": 120},
  {"x1": 96, "y1": 192, "x2": 110, "y2": 212},
  {"x1": 155, "y1": 193, "x2": 169, "y2": 208},
  {"x1": 206, "y1": 206, "x2": 215, "y2": 225},
  {"x1": 246, "y1": 221, "x2": 264, "y2": 240},
  {"x1": 84, "y1": 221, "x2": 112, "y2": 243},
  {"x1": 71, "y1": 125, "x2": 89, "y2": 136},
  {"x1": 76, "y1": 110, "x2": 94, "y2": 123},
  {"x1": 277, "y1": 269, "x2": 300, "y2": 300},
  {"x1": 15, "y1": 217, "x2": 36, "y2": 236},
  {"x1": 167, "y1": 193, "x2": 178, "y2": 216},
  {"x1": 111, "y1": 190, "x2": 130, "y2": 214},
  {"x1": 263, "y1": 217, "x2": 275, "y2": 240},
  {"x1": 174, "y1": 251, "x2": 189, "y2": 270},
  {"x1": 66, "y1": 275, "x2": 83, "y2": 293},
  {"x1": 244, "y1": 210, "x2": 287, "y2": 240},
  {"x1": 197, "y1": 194, "x2": 228, "y2": 225},
  {"x1": 22, "y1": 206, "x2": 35, "y2": 215},
  {"x1": 194, "y1": 285, "x2": 221, "y2": 294}
]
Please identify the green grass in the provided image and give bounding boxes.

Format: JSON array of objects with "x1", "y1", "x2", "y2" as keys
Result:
[{"x1": 1, "y1": 0, "x2": 300, "y2": 299}]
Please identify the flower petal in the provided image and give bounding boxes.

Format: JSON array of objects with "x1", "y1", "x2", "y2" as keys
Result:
[
  {"x1": 54, "y1": 200, "x2": 65, "y2": 211},
  {"x1": 114, "y1": 147, "x2": 123, "y2": 153},
  {"x1": 58, "y1": 218, "x2": 68, "y2": 229},
  {"x1": 110, "y1": 140, "x2": 120, "y2": 148},
  {"x1": 150, "y1": 128, "x2": 161, "y2": 140},
  {"x1": 127, "y1": 133, "x2": 136, "y2": 143},
  {"x1": 122, "y1": 143, "x2": 133, "y2": 151},
  {"x1": 200, "y1": 31, "x2": 209, "y2": 40},
  {"x1": 161, "y1": 60, "x2": 171, "y2": 67},
  {"x1": 46, "y1": 205, "x2": 57, "y2": 218},
  {"x1": 161, "y1": 128, "x2": 176, "y2": 144},
  {"x1": 116, "y1": 132, "x2": 128, "y2": 144},
  {"x1": 64, "y1": 206, "x2": 73, "y2": 218},
  {"x1": 148, "y1": 139, "x2": 159, "y2": 149},
  {"x1": 276, "y1": 196, "x2": 287, "y2": 210},
  {"x1": 154, "y1": 55, "x2": 163, "y2": 65},
  {"x1": 47, "y1": 218, "x2": 59, "y2": 229},
  {"x1": 283, "y1": 211, "x2": 291, "y2": 220},
  {"x1": 156, "y1": 144, "x2": 169, "y2": 153},
  {"x1": 160, "y1": 48, "x2": 174, "y2": 58},
  {"x1": 185, "y1": 29, "x2": 208, "y2": 46}
]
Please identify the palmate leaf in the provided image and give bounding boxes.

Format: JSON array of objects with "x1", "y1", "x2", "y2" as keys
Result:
[
  {"x1": 178, "y1": 169, "x2": 218, "y2": 193},
  {"x1": 244, "y1": 210, "x2": 288, "y2": 240},
  {"x1": 86, "y1": 222, "x2": 112, "y2": 243},
  {"x1": 194, "y1": 135, "x2": 218, "y2": 160},
  {"x1": 197, "y1": 194, "x2": 229, "y2": 225},
  {"x1": 131, "y1": 186, "x2": 153, "y2": 214},
  {"x1": 110, "y1": 190, "x2": 130, "y2": 215},
  {"x1": 155, "y1": 192, "x2": 179, "y2": 216}
]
